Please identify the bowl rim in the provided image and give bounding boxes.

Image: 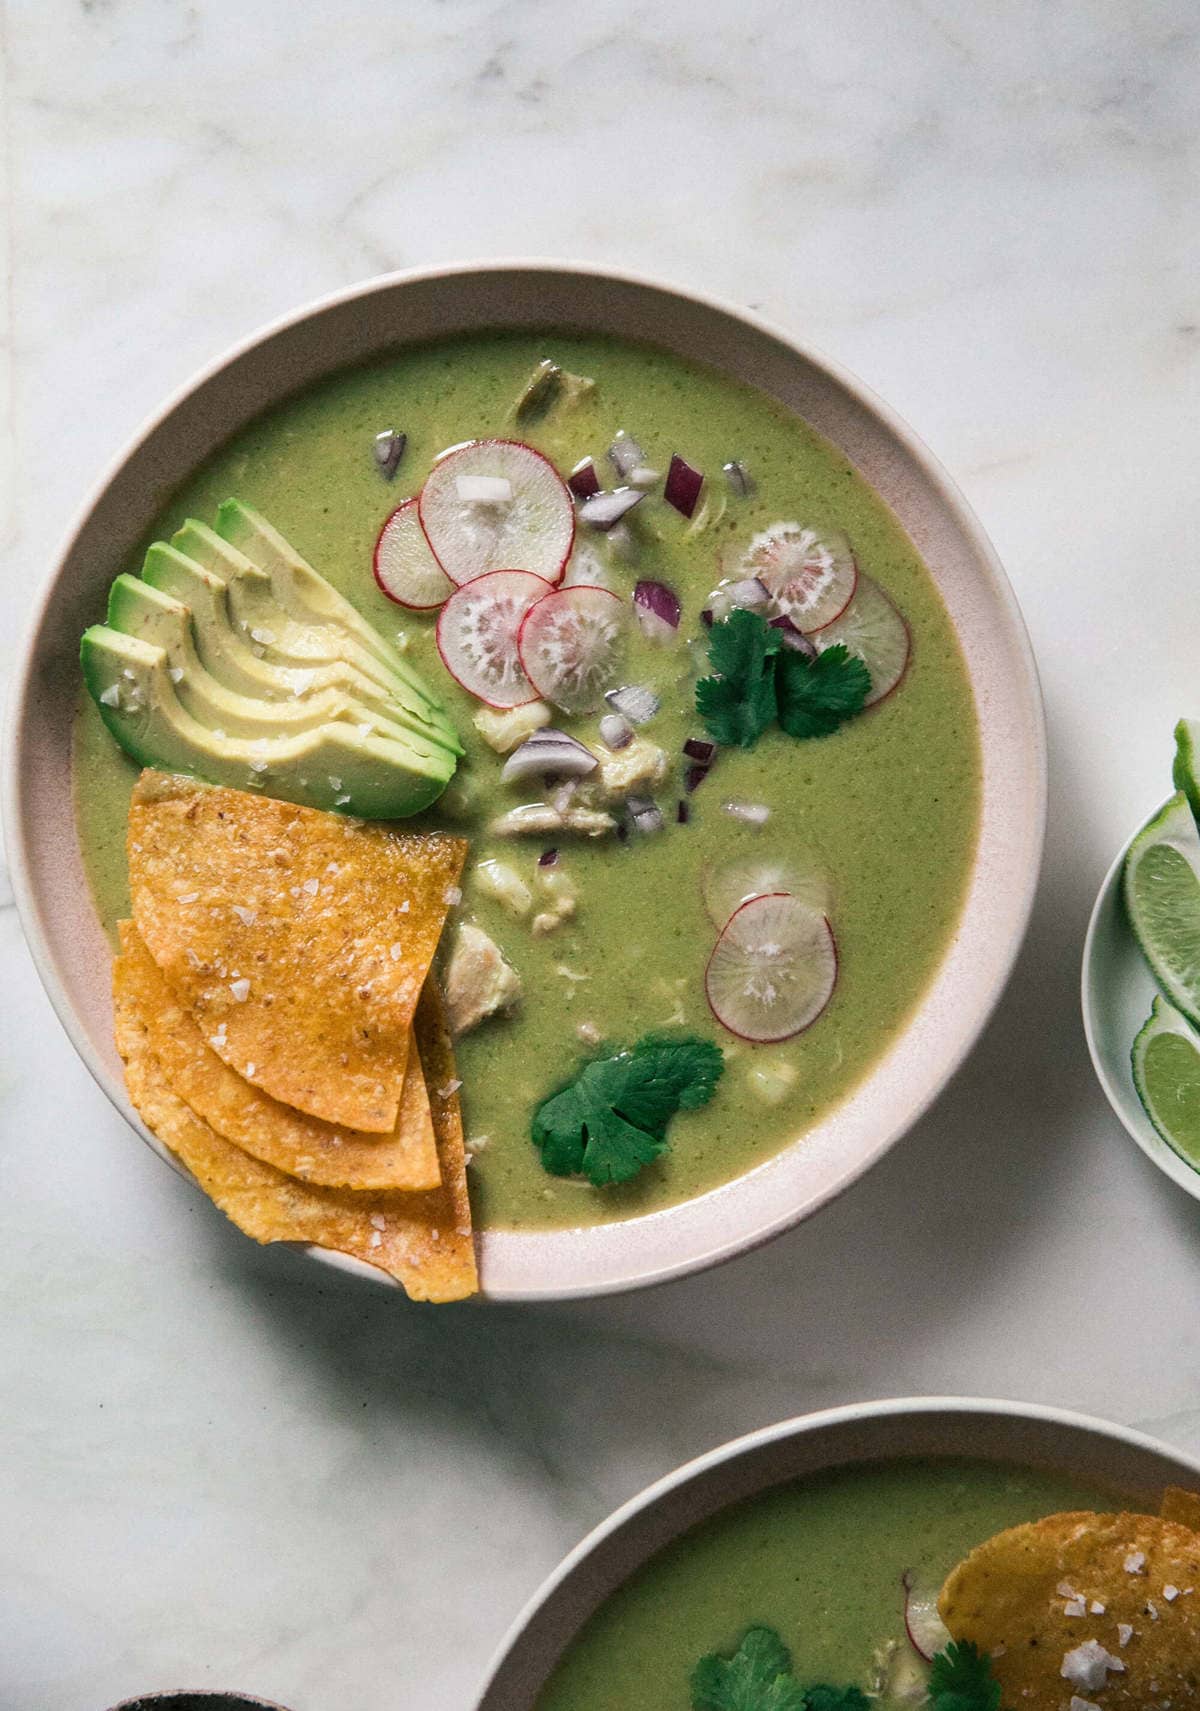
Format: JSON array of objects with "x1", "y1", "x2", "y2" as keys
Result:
[
  {"x1": 474, "y1": 1394, "x2": 1200, "y2": 1709},
  {"x1": 1, "y1": 257, "x2": 1047, "y2": 1301},
  {"x1": 1080, "y1": 799, "x2": 1200, "y2": 1205}
]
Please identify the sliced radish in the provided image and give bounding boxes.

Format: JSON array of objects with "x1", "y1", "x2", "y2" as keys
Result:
[
  {"x1": 419, "y1": 440, "x2": 575, "y2": 587},
  {"x1": 703, "y1": 854, "x2": 832, "y2": 930},
  {"x1": 518, "y1": 584, "x2": 627, "y2": 716},
  {"x1": 736, "y1": 524, "x2": 857, "y2": 633},
  {"x1": 902, "y1": 1570, "x2": 951, "y2": 1662},
  {"x1": 373, "y1": 498, "x2": 456, "y2": 610},
  {"x1": 815, "y1": 575, "x2": 910, "y2": 705},
  {"x1": 705, "y1": 893, "x2": 837, "y2": 1043},
  {"x1": 435, "y1": 570, "x2": 552, "y2": 708}
]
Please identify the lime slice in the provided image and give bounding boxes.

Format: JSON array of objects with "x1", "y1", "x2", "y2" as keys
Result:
[
  {"x1": 1132, "y1": 997, "x2": 1200, "y2": 1171},
  {"x1": 1122, "y1": 791, "x2": 1200, "y2": 1027}
]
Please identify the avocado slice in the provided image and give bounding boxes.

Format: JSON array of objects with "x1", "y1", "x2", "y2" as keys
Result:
[
  {"x1": 81, "y1": 626, "x2": 455, "y2": 819},
  {"x1": 140, "y1": 543, "x2": 409, "y2": 722},
  {"x1": 173, "y1": 518, "x2": 461, "y2": 755},
  {"x1": 105, "y1": 575, "x2": 443, "y2": 750},
  {"x1": 214, "y1": 499, "x2": 443, "y2": 704}
]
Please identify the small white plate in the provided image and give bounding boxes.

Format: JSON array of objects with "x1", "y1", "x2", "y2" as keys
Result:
[{"x1": 1081, "y1": 805, "x2": 1200, "y2": 1205}]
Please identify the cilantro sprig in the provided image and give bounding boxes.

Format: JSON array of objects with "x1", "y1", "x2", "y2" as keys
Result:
[
  {"x1": 927, "y1": 1640, "x2": 1001, "y2": 1711},
  {"x1": 531, "y1": 1034, "x2": 724, "y2": 1187},
  {"x1": 696, "y1": 610, "x2": 870, "y2": 749},
  {"x1": 690, "y1": 1627, "x2": 868, "y2": 1711}
]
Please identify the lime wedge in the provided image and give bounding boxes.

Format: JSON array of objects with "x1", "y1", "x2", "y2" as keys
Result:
[
  {"x1": 1132, "y1": 997, "x2": 1200, "y2": 1171},
  {"x1": 1122, "y1": 791, "x2": 1200, "y2": 1027},
  {"x1": 1173, "y1": 717, "x2": 1200, "y2": 828}
]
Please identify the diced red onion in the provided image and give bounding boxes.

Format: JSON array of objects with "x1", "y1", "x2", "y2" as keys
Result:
[
  {"x1": 501, "y1": 730, "x2": 598, "y2": 784},
  {"x1": 604, "y1": 684, "x2": 660, "y2": 726},
  {"x1": 456, "y1": 473, "x2": 514, "y2": 504},
  {"x1": 685, "y1": 765, "x2": 710, "y2": 793},
  {"x1": 722, "y1": 799, "x2": 771, "y2": 825},
  {"x1": 608, "y1": 432, "x2": 644, "y2": 480},
  {"x1": 599, "y1": 712, "x2": 634, "y2": 751},
  {"x1": 579, "y1": 487, "x2": 644, "y2": 530},
  {"x1": 677, "y1": 800, "x2": 690, "y2": 825},
  {"x1": 629, "y1": 466, "x2": 661, "y2": 489},
  {"x1": 568, "y1": 459, "x2": 601, "y2": 499},
  {"x1": 768, "y1": 614, "x2": 818, "y2": 656},
  {"x1": 664, "y1": 454, "x2": 704, "y2": 518},
  {"x1": 700, "y1": 608, "x2": 714, "y2": 628},
  {"x1": 633, "y1": 580, "x2": 681, "y2": 643},
  {"x1": 627, "y1": 796, "x2": 665, "y2": 835},
  {"x1": 682, "y1": 737, "x2": 716, "y2": 764},
  {"x1": 723, "y1": 459, "x2": 754, "y2": 498},
  {"x1": 538, "y1": 847, "x2": 559, "y2": 867},
  {"x1": 373, "y1": 429, "x2": 407, "y2": 479}
]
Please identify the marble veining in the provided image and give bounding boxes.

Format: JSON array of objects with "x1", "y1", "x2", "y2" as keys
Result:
[{"x1": 3, "y1": 2, "x2": 1200, "y2": 1708}]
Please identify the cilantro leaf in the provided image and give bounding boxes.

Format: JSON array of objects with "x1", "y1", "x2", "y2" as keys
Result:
[
  {"x1": 691, "y1": 1627, "x2": 808, "y2": 1711},
  {"x1": 696, "y1": 609, "x2": 782, "y2": 748},
  {"x1": 927, "y1": 1641, "x2": 1001, "y2": 1711},
  {"x1": 532, "y1": 1034, "x2": 725, "y2": 1188},
  {"x1": 802, "y1": 1690, "x2": 868, "y2": 1711},
  {"x1": 775, "y1": 644, "x2": 871, "y2": 740}
]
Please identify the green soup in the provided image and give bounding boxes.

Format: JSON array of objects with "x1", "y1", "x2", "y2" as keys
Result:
[
  {"x1": 73, "y1": 330, "x2": 981, "y2": 1231},
  {"x1": 535, "y1": 1459, "x2": 1122, "y2": 1711}
]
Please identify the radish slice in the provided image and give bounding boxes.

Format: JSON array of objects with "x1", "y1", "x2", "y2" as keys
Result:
[
  {"x1": 419, "y1": 440, "x2": 575, "y2": 586},
  {"x1": 705, "y1": 893, "x2": 837, "y2": 1043},
  {"x1": 815, "y1": 575, "x2": 910, "y2": 705},
  {"x1": 736, "y1": 524, "x2": 858, "y2": 633},
  {"x1": 518, "y1": 585, "x2": 627, "y2": 716},
  {"x1": 373, "y1": 499, "x2": 456, "y2": 610},
  {"x1": 902, "y1": 1570, "x2": 951, "y2": 1662},
  {"x1": 703, "y1": 854, "x2": 832, "y2": 929},
  {"x1": 435, "y1": 570, "x2": 552, "y2": 708}
]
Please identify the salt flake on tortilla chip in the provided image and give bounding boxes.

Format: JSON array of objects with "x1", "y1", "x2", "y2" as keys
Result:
[
  {"x1": 114, "y1": 947, "x2": 476, "y2": 1301},
  {"x1": 115, "y1": 922, "x2": 440, "y2": 1190},
  {"x1": 128, "y1": 772, "x2": 466, "y2": 1132},
  {"x1": 939, "y1": 1509, "x2": 1200, "y2": 1708}
]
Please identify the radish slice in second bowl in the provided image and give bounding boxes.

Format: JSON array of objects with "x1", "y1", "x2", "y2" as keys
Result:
[
  {"x1": 902, "y1": 1570, "x2": 952, "y2": 1662},
  {"x1": 815, "y1": 575, "x2": 910, "y2": 705},
  {"x1": 373, "y1": 498, "x2": 456, "y2": 610},
  {"x1": 703, "y1": 853, "x2": 833, "y2": 930},
  {"x1": 420, "y1": 439, "x2": 575, "y2": 587},
  {"x1": 518, "y1": 584, "x2": 627, "y2": 716},
  {"x1": 435, "y1": 569, "x2": 553, "y2": 709},
  {"x1": 736, "y1": 523, "x2": 857, "y2": 633},
  {"x1": 705, "y1": 892, "x2": 837, "y2": 1043}
]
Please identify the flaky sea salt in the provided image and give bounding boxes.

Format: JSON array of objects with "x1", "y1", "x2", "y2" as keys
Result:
[{"x1": 230, "y1": 978, "x2": 250, "y2": 1002}]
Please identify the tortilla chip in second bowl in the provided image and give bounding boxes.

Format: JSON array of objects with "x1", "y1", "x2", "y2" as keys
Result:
[
  {"x1": 128, "y1": 771, "x2": 467, "y2": 1132},
  {"x1": 115, "y1": 921, "x2": 440, "y2": 1191},
  {"x1": 114, "y1": 945, "x2": 477, "y2": 1302},
  {"x1": 938, "y1": 1508, "x2": 1200, "y2": 1707}
]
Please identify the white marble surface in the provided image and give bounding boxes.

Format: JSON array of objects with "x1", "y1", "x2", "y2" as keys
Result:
[{"x1": 3, "y1": 2, "x2": 1200, "y2": 1706}]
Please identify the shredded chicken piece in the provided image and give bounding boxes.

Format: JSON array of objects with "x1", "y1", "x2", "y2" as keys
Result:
[
  {"x1": 488, "y1": 803, "x2": 616, "y2": 838},
  {"x1": 473, "y1": 701, "x2": 552, "y2": 754},
  {"x1": 443, "y1": 921, "x2": 522, "y2": 1037}
]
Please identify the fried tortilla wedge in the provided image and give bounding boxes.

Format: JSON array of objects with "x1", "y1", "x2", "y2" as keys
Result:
[
  {"x1": 939, "y1": 1509, "x2": 1200, "y2": 1707},
  {"x1": 115, "y1": 922, "x2": 440, "y2": 1190},
  {"x1": 114, "y1": 953, "x2": 477, "y2": 1301},
  {"x1": 1161, "y1": 1484, "x2": 1200, "y2": 1532},
  {"x1": 127, "y1": 771, "x2": 467, "y2": 1131}
]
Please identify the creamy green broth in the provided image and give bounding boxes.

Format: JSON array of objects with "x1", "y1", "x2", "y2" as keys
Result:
[
  {"x1": 73, "y1": 330, "x2": 980, "y2": 1231},
  {"x1": 536, "y1": 1459, "x2": 1122, "y2": 1711}
]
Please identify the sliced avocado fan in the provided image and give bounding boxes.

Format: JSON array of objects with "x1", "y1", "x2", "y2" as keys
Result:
[{"x1": 83, "y1": 501, "x2": 462, "y2": 819}]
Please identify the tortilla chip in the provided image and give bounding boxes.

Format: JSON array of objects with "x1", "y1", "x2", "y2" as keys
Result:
[
  {"x1": 939, "y1": 1509, "x2": 1200, "y2": 1707},
  {"x1": 114, "y1": 952, "x2": 477, "y2": 1302},
  {"x1": 128, "y1": 771, "x2": 467, "y2": 1132},
  {"x1": 115, "y1": 922, "x2": 440, "y2": 1190},
  {"x1": 1162, "y1": 1485, "x2": 1200, "y2": 1532}
]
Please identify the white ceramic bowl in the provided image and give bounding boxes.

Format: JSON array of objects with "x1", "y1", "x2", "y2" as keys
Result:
[
  {"x1": 2, "y1": 262, "x2": 1045, "y2": 1300},
  {"x1": 475, "y1": 1396, "x2": 1200, "y2": 1709},
  {"x1": 1082, "y1": 807, "x2": 1200, "y2": 1205}
]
